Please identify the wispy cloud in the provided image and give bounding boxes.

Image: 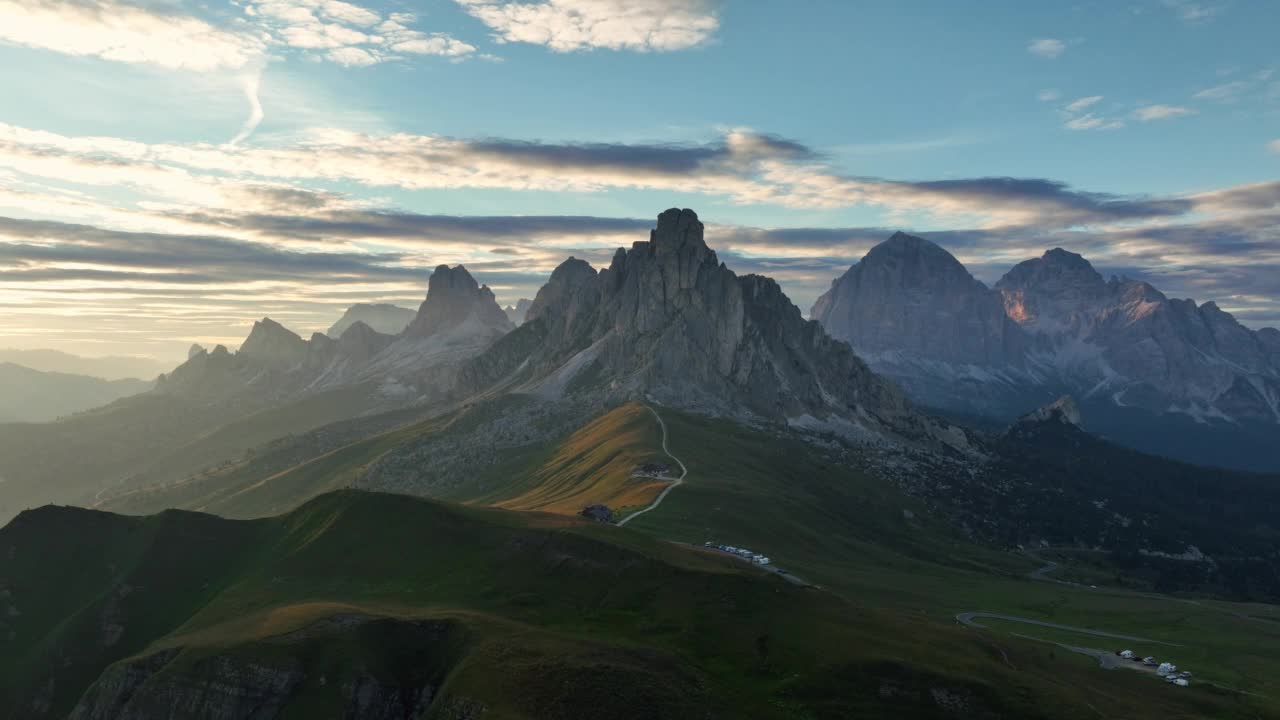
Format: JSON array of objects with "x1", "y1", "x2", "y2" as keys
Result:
[
  {"x1": 1269, "y1": 139, "x2": 1280, "y2": 154},
  {"x1": 1195, "y1": 79, "x2": 1251, "y2": 101},
  {"x1": 227, "y1": 71, "x2": 267, "y2": 146},
  {"x1": 2, "y1": 120, "x2": 1211, "y2": 231},
  {"x1": 455, "y1": 0, "x2": 720, "y2": 52},
  {"x1": 1027, "y1": 38, "x2": 1066, "y2": 59},
  {"x1": 1162, "y1": 0, "x2": 1226, "y2": 23},
  {"x1": 1037, "y1": 89, "x2": 1061, "y2": 102},
  {"x1": 1064, "y1": 113, "x2": 1124, "y2": 131},
  {"x1": 1065, "y1": 95, "x2": 1104, "y2": 112},
  {"x1": 1133, "y1": 104, "x2": 1196, "y2": 121}
]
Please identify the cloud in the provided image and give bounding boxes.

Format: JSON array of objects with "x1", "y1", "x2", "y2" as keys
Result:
[
  {"x1": 0, "y1": 121, "x2": 1214, "y2": 232},
  {"x1": 0, "y1": 0, "x2": 265, "y2": 71},
  {"x1": 246, "y1": 0, "x2": 476, "y2": 64},
  {"x1": 1064, "y1": 113, "x2": 1125, "y2": 131},
  {"x1": 1027, "y1": 38, "x2": 1065, "y2": 58},
  {"x1": 227, "y1": 71, "x2": 267, "y2": 146},
  {"x1": 1270, "y1": 139, "x2": 1280, "y2": 154},
  {"x1": 1037, "y1": 89, "x2": 1061, "y2": 102},
  {"x1": 1133, "y1": 104, "x2": 1196, "y2": 121},
  {"x1": 1065, "y1": 95, "x2": 1104, "y2": 112},
  {"x1": 455, "y1": 0, "x2": 720, "y2": 52},
  {"x1": 1194, "y1": 79, "x2": 1251, "y2": 101},
  {"x1": 1162, "y1": 0, "x2": 1226, "y2": 23}
]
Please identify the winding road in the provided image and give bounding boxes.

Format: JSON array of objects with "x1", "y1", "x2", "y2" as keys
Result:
[
  {"x1": 955, "y1": 612, "x2": 1181, "y2": 646},
  {"x1": 617, "y1": 405, "x2": 687, "y2": 527}
]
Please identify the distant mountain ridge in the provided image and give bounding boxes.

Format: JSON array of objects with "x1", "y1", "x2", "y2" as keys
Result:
[
  {"x1": 326, "y1": 302, "x2": 416, "y2": 337},
  {"x1": 812, "y1": 233, "x2": 1280, "y2": 470},
  {"x1": 0, "y1": 363, "x2": 151, "y2": 423},
  {"x1": 0, "y1": 348, "x2": 172, "y2": 380}
]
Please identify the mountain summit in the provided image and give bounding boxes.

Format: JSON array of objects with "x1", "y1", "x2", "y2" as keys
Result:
[
  {"x1": 811, "y1": 232, "x2": 1024, "y2": 368},
  {"x1": 812, "y1": 232, "x2": 1280, "y2": 470},
  {"x1": 468, "y1": 209, "x2": 910, "y2": 437}
]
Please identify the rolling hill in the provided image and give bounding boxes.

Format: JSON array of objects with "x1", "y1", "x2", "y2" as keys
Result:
[{"x1": 3, "y1": 489, "x2": 1265, "y2": 719}]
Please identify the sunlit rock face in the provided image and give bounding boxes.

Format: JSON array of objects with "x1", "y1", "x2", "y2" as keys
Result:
[{"x1": 813, "y1": 235, "x2": 1280, "y2": 469}]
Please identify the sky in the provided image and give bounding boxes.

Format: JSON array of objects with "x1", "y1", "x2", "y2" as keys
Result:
[{"x1": 0, "y1": 0, "x2": 1277, "y2": 362}]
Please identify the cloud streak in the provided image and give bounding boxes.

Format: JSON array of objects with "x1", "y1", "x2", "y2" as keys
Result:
[{"x1": 1027, "y1": 38, "x2": 1065, "y2": 58}]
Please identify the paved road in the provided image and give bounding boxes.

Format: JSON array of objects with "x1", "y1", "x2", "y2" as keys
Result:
[
  {"x1": 617, "y1": 405, "x2": 687, "y2": 527},
  {"x1": 956, "y1": 612, "x2": 1181, "y2": 646},
  {"x1": 682, "y1": 543, "x2": 812, "y2": 587}
]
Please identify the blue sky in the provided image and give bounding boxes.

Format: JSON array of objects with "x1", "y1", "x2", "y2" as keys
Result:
[{"x1": 0, "y1": 0, "x2": 1277, "y2": 360}]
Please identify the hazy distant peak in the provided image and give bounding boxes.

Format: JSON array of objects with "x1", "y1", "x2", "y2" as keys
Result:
[
  {"x1": 404, "y1": 264, "x2": 513, "y2": 339},
  {"x1": 239, "y1": 318, "x2": 307, "y2": 363},
  {"x1": 503, "y1": 298, "x2": 533, "y2": 325},
  {"x1": 326, "y1": 303, "x2": 415, "y2": 338}
]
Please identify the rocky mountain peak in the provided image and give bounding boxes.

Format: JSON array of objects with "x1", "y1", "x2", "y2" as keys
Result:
[
  {"x1": 503, "y1": 298, "x2": 533, "y2": 326},
  {"x1": 526, "y1": 257, "x2": 597, "y2": 326},
  {"x1": 326, "y1": 303, "x2": 415, "y2": 338},
  {"x1": 810, "y1": 230, "x2": 1022, "y2": 369},
  {"x1": 467, "y1": 209, "x2": 914, "y2": 436},
  {"x1": 650, "y1": 208, "x2": 709, "y2": 256},
  {"x1": 404, "y1": 265, "x2": 513, "y2": 339},
  {"x1": 239, "y1": 318, "x2": 308, "y2": 365},
  {"x1": 997, "y1": 248, "x2": 1106, "y2": 296},
  {"x1": 1016, "y1": 395, "x2": 1084, "y2": 428},
  {"x1": 187, "y1": 343, "x2": 206, "y2": 359}
]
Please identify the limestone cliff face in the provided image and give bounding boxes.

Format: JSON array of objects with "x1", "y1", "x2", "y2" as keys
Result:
[
  {"x1": 813, "y1": 234, "x2": 1280, "y2": 469},
  {"x1": 477, "y1": 209, "x2": 909, "y2": 431},
  {"x1": 996, "y1": 249, "x2": 1280, "y2": 424},
  {"x1": 405, "y1": 265, "x2": 513, "y2": 340},
  {"x1": 812, "y1": 232, "x2": 1026, "y2": 368}
]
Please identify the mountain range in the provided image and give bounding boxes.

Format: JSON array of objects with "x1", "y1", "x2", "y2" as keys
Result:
[
  {"x1": 0, "y1": 348, "x2": 172, "y2": 380},
  {"x1": 0, "y1": 364, "x2": 152, "y2": 423},
  {"x1": 5, "y1": 209, "x2": 1280, "y2": 717},
  {"x1": 811, "y1": 232, "x2": 1280, "y2": 471}
]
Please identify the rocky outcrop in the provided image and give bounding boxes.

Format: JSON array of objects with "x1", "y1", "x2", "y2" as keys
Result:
[
  {"x1": 326, "y1": 303, "x2": 416, "y2": 338},
  {"x1": 1014, "y1": 395, "x2": 1083, "y2": 429},
  {"x1": 187, "y1": 344, "x2": 206, "y2": 360}
]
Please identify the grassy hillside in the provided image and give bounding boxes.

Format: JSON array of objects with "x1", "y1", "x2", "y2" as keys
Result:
[
  {"x1": 95, "y1": 400, "x2": 1280, "y2": 712},
  {"x1": 105, "y1": 399, "x2": 671, "y2": 521},
  {"x1": 2, "y1": 490, "x2": 1262, "y2": 719},
  {"x1": 0, "y1": 382, "x2": 399, "y2": 522},
  {"x1": 470, "y1": 403, "x2": 670, "y2": 514}
]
